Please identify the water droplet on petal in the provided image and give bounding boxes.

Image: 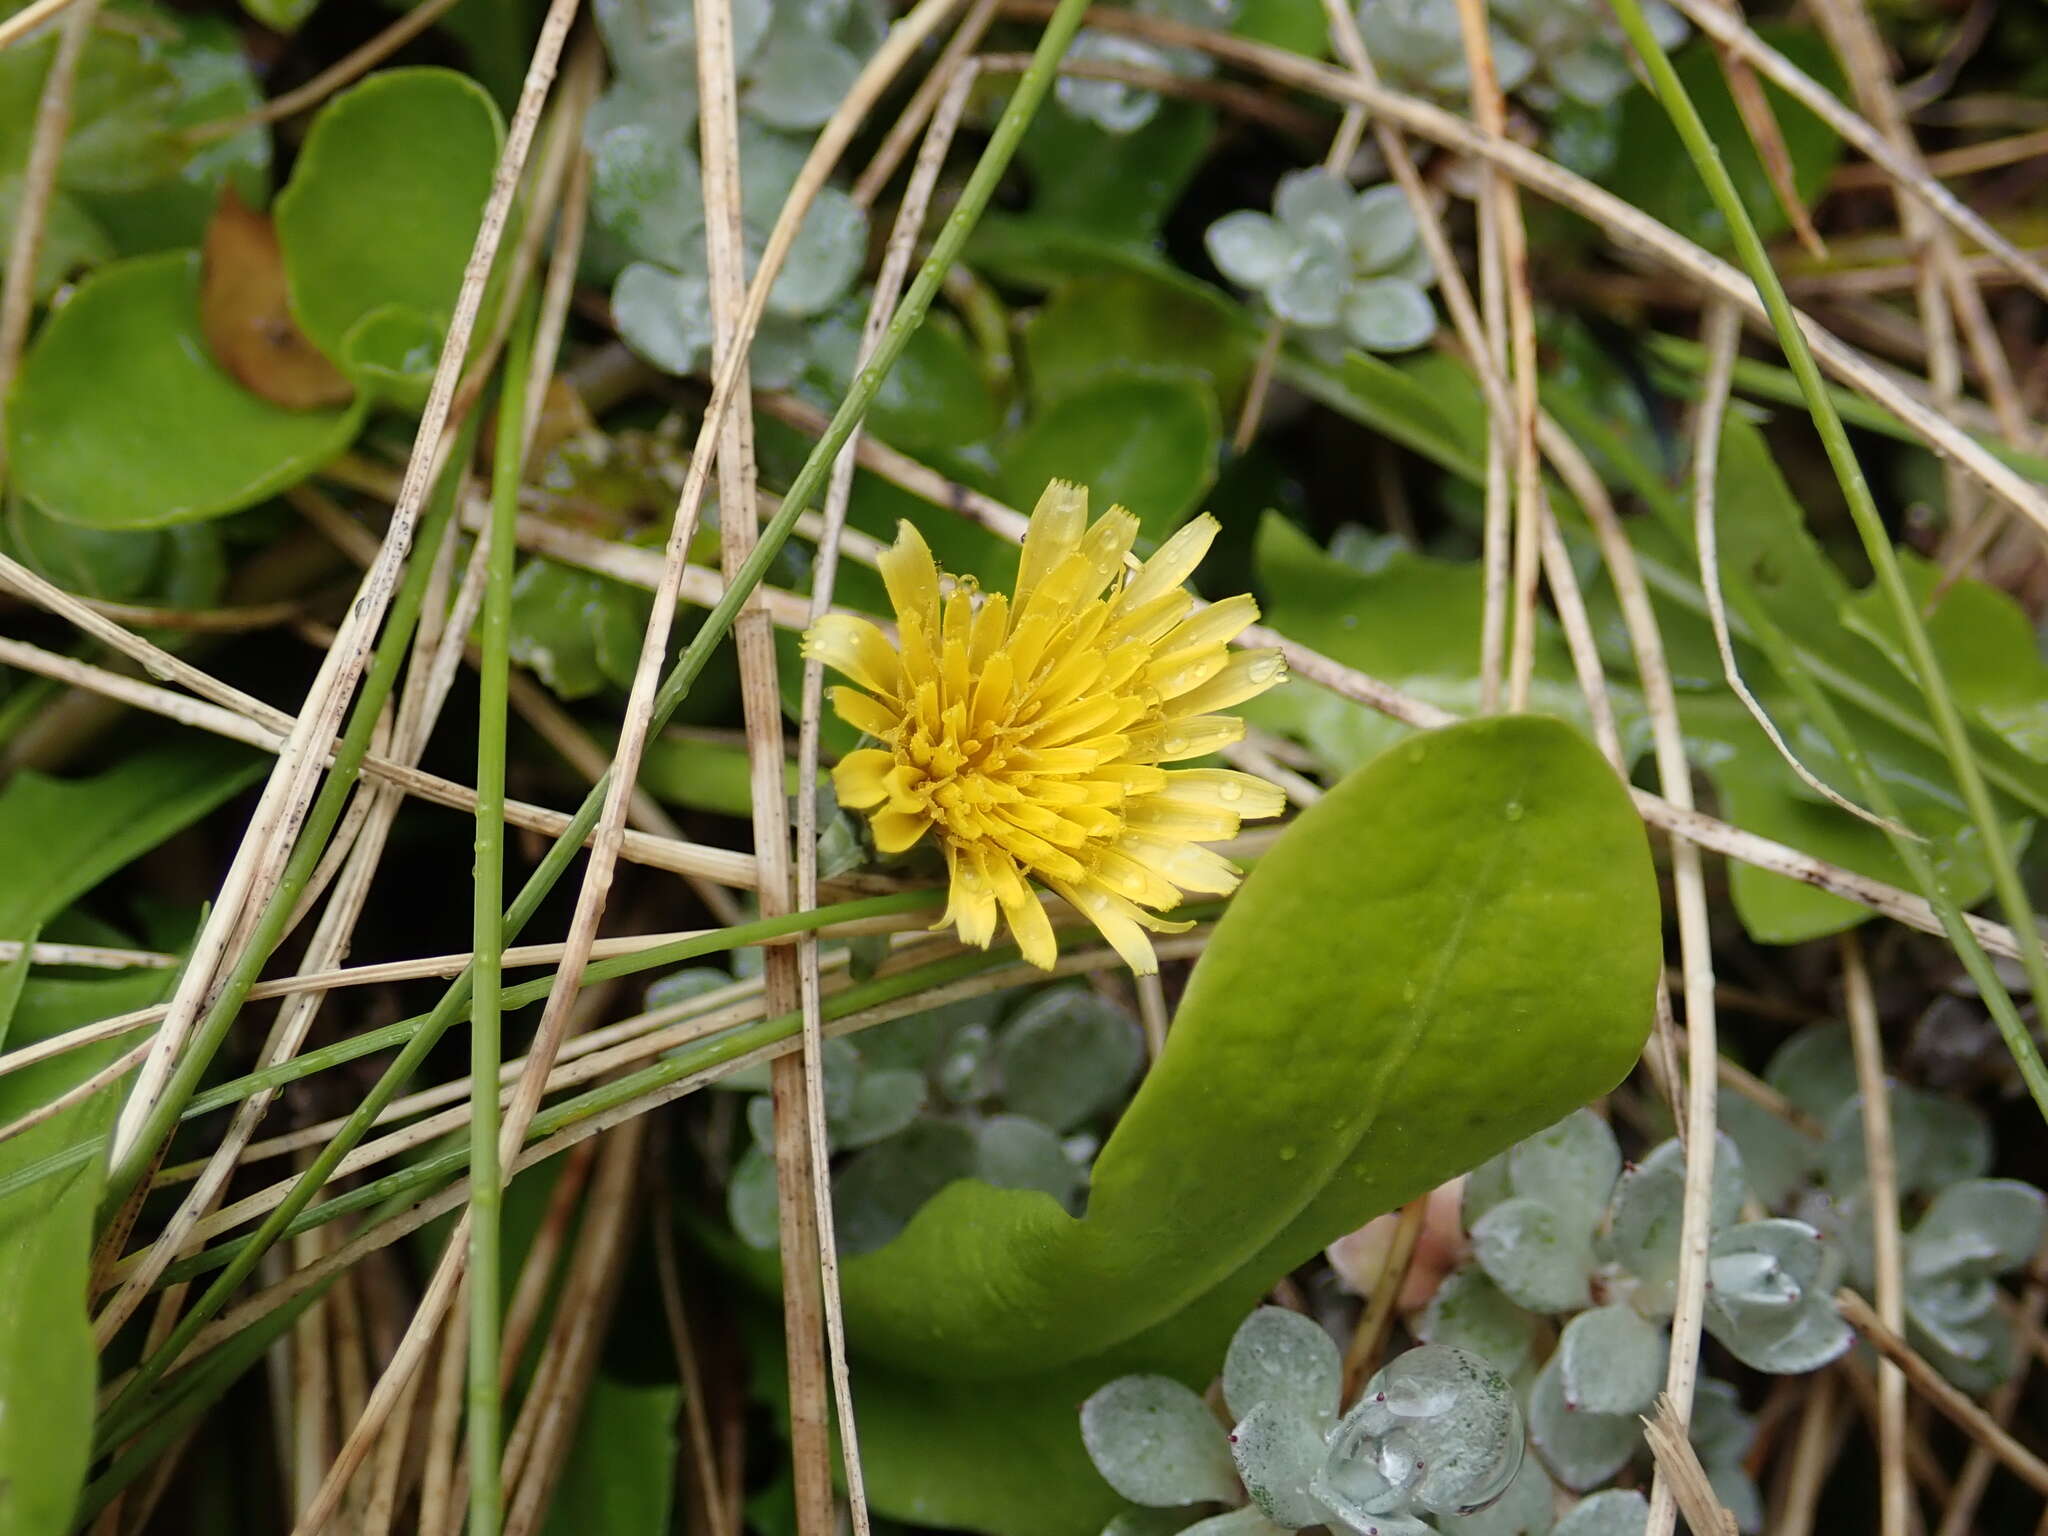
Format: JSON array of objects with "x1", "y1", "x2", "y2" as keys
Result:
[
  {"x1": 1219, "y1": 781, "x2": 1244, "y2": 802},
  {"x1": 1162, "y1": 736, "x2": 1186, "y2": 755},
  {"x1": 1249, "y1": 657, "x2": 1282, "y2": 683}
]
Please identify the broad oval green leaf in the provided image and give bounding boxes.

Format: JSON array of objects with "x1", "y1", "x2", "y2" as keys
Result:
[
  {"x1": 275, "y1": 67, "x2": 504, "y2": 372},
  {"x1": 998, "y1": 371, "x2": 1221, "y2": 542},
  {"x1": 838, "y1": 714, "x2": 1659, "y2": 1381},
  {"x1": 9, "y1": 252, "x2": 364, "y2": 529}
]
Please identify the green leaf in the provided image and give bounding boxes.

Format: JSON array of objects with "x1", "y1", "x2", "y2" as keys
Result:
[
  {"x1": 639, "y1": 733, "x2": 796, "y2": 816},
  {"x1": 1015, "y1": 99, "x2": 1214, "y2": 244},
  {"x1": 1230, "y1": 0, "x2": 1328, "y2": 58},
  {"x1": 0, "y1": 964, "x2": 173, "y2": 1536},
  {"x1": 508, "y1": 556, "x2": 653, "y2": 700},
  {"x1": 1023, "y1": 272, "x2": 1255, "y2": 413},
  {"x1": 0, "y1": 735, "x2": 263, "y2": 937},
  {"x1": 1843, "y1": 552, "x2": 2048, "y2": 764},
  {"x1": 837, "y1": 715, "x2": 1657, "y2": 1376},
  {"x1": 241, "y1": 0, "x2": 322, "y2": 30},
  {"x1": 10, "y1": 252, "x2": 365, "y2": 529},
  {"x1": 998, "y1": 371, "x2": 1221, "y2": 542},
  {"x1": 1080, "y1": 1374, "x2": 1238, "y2": 1507},
  {"x1": 1602, "y1": 29, "x2": 1845, "y2": 250},
  {"x1": 811, "y1": 305, "x2": 1001, "y2": 457},
  {"x1": 274, "y1": 68, "x2": 505, "y2": 376},
  {"x1": 539, "y1": 1376, "x2": 681, "y2": 1536}
]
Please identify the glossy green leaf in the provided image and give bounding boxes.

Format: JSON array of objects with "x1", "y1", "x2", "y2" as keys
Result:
[
  {"x1": 0, "y1": 964, "x2": 172, "y2": 1536},
  {"x1": 0, "y1": 735, "x2": 262, "y2": 936},
  {"x1": 10, "y1": 252, "x2": 365, "y2": 529},
  {"x1": 275, "y1": 68, "x2": 504, "y2": 373},
  {"x1": 241, "y1": 0, "x2": 322, "y2": 30},
  {"x1": 1603, "y1": 29, "x2": 1844, "y2": 249},
  {"x1": 508, "y1": 556, "x2": 652, "y2": 700},
  {"x1": 539, "y1": 1376, "x2": 681, "y2": 1536},
  {"x1": 1843, "y1": 552, "x2": 2048, "y2": 764},
  {"x1": 998, "y1": 372, "x2": 1220, "y2": 542},
  {"x1": 1023, "y1": 272, "x2": 1255, "y2": 412},
  {"x1": 1016, "y1": 99, "x2": 1214, "y2": 244}
]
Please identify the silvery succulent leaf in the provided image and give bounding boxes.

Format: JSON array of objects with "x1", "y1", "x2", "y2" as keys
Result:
[
  {"x1": 1471, "y1": 1196, "x2": 1594, "y2": 1313},
  {"x1": 1552, "y1": 1490, "x2": 1648, "y2": 1536},
  {"x1": 836, "y1": 1066, "x2": 927, "y2": 1148},
  {"x1": 590, "y1": 117, "x2": 704, "y2": 270},
  {"x1": 1717, "y1": 1084, "x2": 1814, "y2": 1210},
  {"x1": 1688, "y1": 1378, "x2": 1755, "y2": 1470},
  {"x1": 1268, "y1": 238, "x2": 1347, "y2": 329},
  {"x1": 1527, "y1": 1351, "x2": 1638, "y2": 1492},
  {"x1": 1081, "y1": 1376, "x2": 1240, "y2": 1506},
  {"x1": 1821, "y1": 1084, "x2": 1993, "y2": 1198},
  {"x1": 1417, "y1": 1265, "x2": 1536, "y2": 1375},
  {"x1": 1463, "y1": 1151, "x2": 1516, "y2": 1229},
  {"x1": 833, "y1": 1118, "x2": 978, "y2": 1254},
  {"x1": 745, "y1": 19, "x2": 863, "y2": 130},
  {"x1": 1556, "y1": 1305, "x2": 1665, "y2": 1416},
  {"x1": 1907, "y1": 1178, "x2": 2047, "y2": 1281},
  {"x1": 1703, "y1": 1219, "x2": 1852, "y2": 1375},
  {"x1": 1342, "y1": 184, "x2": 1420, "y2": 275},
  {"x1": 1432, "y1": 1454, "x2": 1552, "y2": 1536},
  {"x1": 612, "y1": 262, "x2": 713, "y2": 375},
  {"x1": 771, "y1": 184, "x2": 866, "y2": 317},
  {"x1": 1057, "y1": 30, "x2": 1173, "y2": 134},
  {"x1": 1274, "y1": 168, "x2": 1355, "y2": 246},
  {"x1": 727, "y1": 1141, "x2": 780, "y2": 1248},
  {"x1": 1181, "y1": 1509, "x2": 1299, "y2": 1536},
  {"x1": 1223, "y1": 1306, "x2": 1342, "y2": 1427},
  {"x1": 646, "y1": 966, "x2": 729, "y2": 1014},
  {"x1": 1355, "y1": 0, "x2": 1536, "y2": 99},
  {"x1": 1604, "y1": 1135, "x2": 1747, "y2": 1317},
  {"x1": 1342, "y1": 278, "x2": 1436, "y2": 353},
  {"x1": 1207, "y1": 210, "x2": 1298, "y2": 290},
  {"x1": 1908, "y1": 1303, "x2": 2015, "y2": 1395},
  {"x1": 974, "y1": 1114, "x2": 1083, "y2": 1207},
  {"x1": 937, "y1": 1020, "x2": 999, "y2": 1104},
  {"x1": 1230, "y1": 1402, "x2": 1328, "y2": 1528},
  {"x1": 1763, "y1": 1022, "x2": 1859, "y2": 1122},
  {"x1": 1508, "y1": 1109, "x2": 1620, "y2": 1236},
  {"x1": 1543, "y1": 42, "x2": 1635, "y2": 107},
  {"x1": 1102, "y1": 1510, "x2": 1205, "y2": 1536},
  {"x1": 1312, "y1": 1346, "x2": 1523, "y2": 1523},
  {"x1": 997, "y1": 986, "x2": 1145, "y2": 1131}
]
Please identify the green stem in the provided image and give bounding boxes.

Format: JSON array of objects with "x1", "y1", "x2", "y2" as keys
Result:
[
  {"x1": 467, "y1": 300, "x2": 535, "y2": 1536},
  {"x1": 95, "y1": 423, "x2": 478, "y2": 1228},
  {"x1": 1609, "y1": 0, "x2": 2048, "y2": 1121}
]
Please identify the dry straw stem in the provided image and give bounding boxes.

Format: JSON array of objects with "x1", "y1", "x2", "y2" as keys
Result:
[
  {"x1": 1340, "y1": 1194, "x2": 1425, "y2": 1399},
  {"x1": 1689, "y1": 302, "x2": 1907, "y2": 835},
  {"x1": 0, "y1": 0, "x2": 94, "y2": 50},
  {"x1": 691, "y1": 0, "x2": 837, "y2": 1515},
  {"x1": 1640, "y1": 1394, "x2": 1738, "y2": 1536},
  {"x1": 1838, "y1": 1289, "x2": 2048, "y2": 1498},
  {"x1": 0, "y1": 941, "x2": 175, "y2": 970},
  {"x1": 1841, "y1": 933, "x2": 1910, "y2": 1536},
  {"x1": 1771, "y1": 1367, "x2": 1844, "y2": 1536}
]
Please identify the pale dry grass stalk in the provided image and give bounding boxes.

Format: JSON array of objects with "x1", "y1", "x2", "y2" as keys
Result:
[
  {"x1": 1641, "y1": 1393, "x2": 1738, "y2": 1536},
  {"x1": 0, "y1": 0, "x2": 94, "y2": 50},
  {"x1": 1450, "y1": 0, "x2": 1542, "y2": 712},
  {"x1": 1839, "y1": 1288, "x2": 2048, "y2": 1497},
  {"x1": 1340, "y1": 1193, "x2": 1426, "y2": 1399},
  {"x1": 0, "y1": 941, "x2": 175, "y2": 969},
  {"x1": 692, "y1": 0, "x2": 835, "y2": 1513},
  {"x1": 1842, "y1": 931, "x2": 1911, "y2": 1536}
]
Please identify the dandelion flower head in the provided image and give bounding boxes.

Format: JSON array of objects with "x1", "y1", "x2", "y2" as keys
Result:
[{"x1": 802, "y1": 480, "x2": 1288, "y2": 975}]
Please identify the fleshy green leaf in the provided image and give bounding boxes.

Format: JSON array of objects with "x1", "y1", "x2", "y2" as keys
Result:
[
  {"x1": 539, "y1": 1376, "x2": 681, "y2": 1536},
  {"x1": 1024, "y1": 271, "x2": 1257, "y2": 412},
  {"x1": 1507, "y1": 1109, "x2": 1619, "y2": 1235},
  {"x1": 996, "y1": 986, "x2": 1145, "y2": 1132},
  {"x1": 1702, "y1": 1219, "x2": 1851, "y2": 1375},
  {"x1": 1557, "y1": 1305, "x2": 1665, "y2": 1416},
  {"x1": 1470, "y1": 1197, "x2": 1593, "y2": 1314},
  {"x1": 1416, "y1": 1265, "x2": 1536, "y2": 1376},
  {"x1": 834, "y1": 1118, "x2": 979, "y2": 1256},
  {"x1": 1080, "y1": 1376, "x2": 1238, "y2": 1507},
  {"x1": 10, "y1": 252, "x2": 365, "y2": 529},
  {"x1": 1222, "y1": 1307, "x2": 1340, "y2": 1427},
  {"x1": 1528, "y1": 1351, "x2": 1639, "y2": 1492},
  {"x1": 1434, "y1": 1455, "x2": 1555, "y2": 1536},
  {"x1": 1603, "y1": 1135, "x2": 1746, "y2": 1317},
  {"x1": 275, "y1": 68, "x2": 505, "y2": 373},
  {"x1": 998, "y1": 371, "x2": 1221, "y2": 542}
]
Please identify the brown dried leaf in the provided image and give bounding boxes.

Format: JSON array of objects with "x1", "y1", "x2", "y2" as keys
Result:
[
  {"x1": 199, "y1": 185, "x2": 354, "y2": 411},
  {"x1": 1716, "y1": 44, "x2": 1829, "y2": 261}
]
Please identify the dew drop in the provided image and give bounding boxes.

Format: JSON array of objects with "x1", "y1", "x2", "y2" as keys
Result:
[
  {"x1": 1503, "y1": 801, "x2": 1524, "y2": 822},
  {"x1": 1249, "y1": 657, "x2": 1281, "y2": 683},
  {"x1": 1278, "y1": 1145, "x2": 1298, "y2": 1161},
  {"x1": 1218, "y1": 781, "x2": 1244, "y2": 803},
  {"x1": 1162, "y1": 735, "x2": 1187, "y2": 755}
]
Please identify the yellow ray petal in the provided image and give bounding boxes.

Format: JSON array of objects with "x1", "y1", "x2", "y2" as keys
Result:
[
  {"x1": 830, "y1": 686, "x2": 901, "y2": 740},
  {"x1": 1166, "y1": 649, "x2": 1287, "y2": 717},
  {"x1": 879, "y1": 519, "x2": 941, "y2": 636},
  {"x1": 997, "y1": 878, "x2": 1059, "y2": 970},
  {"x1": 804, "y1": 614, "x2": 902, "y2": 698},
  {"x1": 832, "y1": 748, "x2": 897, "y2": 810},
  {"x1": 1154, "y1": 768, "x2": 1288, "y2": 821},
  {"x1": 1050, "y1": 879, "x2": 1158, "y2": 975},
  {"x1": 1114, "y1": 513, "x2": 1218, "y2": 616},
  {"x1": 870, "y1": 807, "x2": 931, "y2": 853},
  {"x1": 1016, "y1": 480, "x2": 1088, "y2": 608}
]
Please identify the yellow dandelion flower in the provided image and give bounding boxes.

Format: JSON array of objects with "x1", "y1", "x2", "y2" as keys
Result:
[{"x1": 802, "y1": 479, "x2": 1288, "y2": 976}]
